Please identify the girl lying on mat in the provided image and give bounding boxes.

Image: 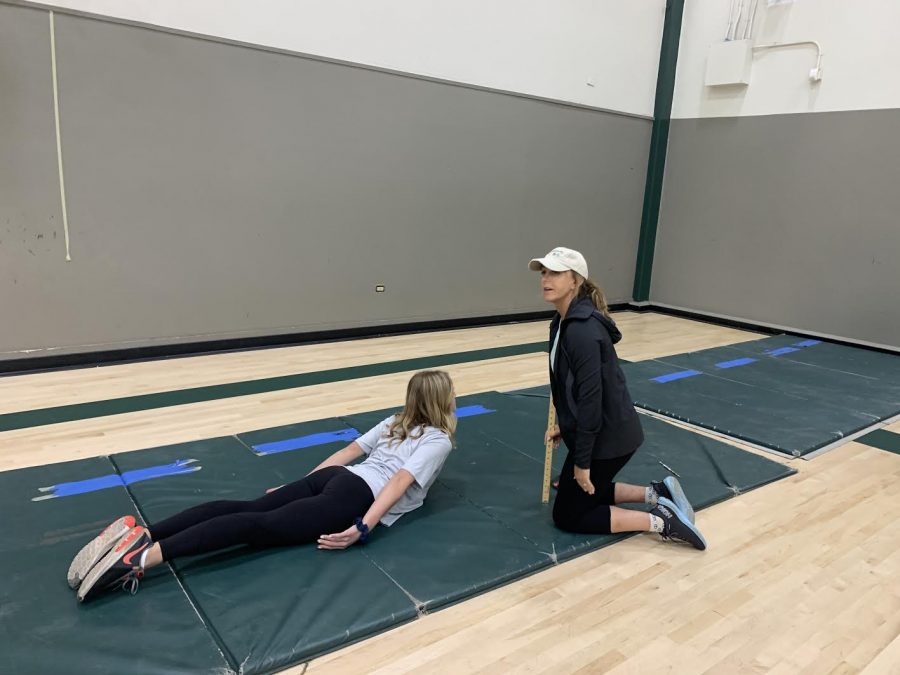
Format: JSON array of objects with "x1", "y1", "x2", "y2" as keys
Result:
[{"x1": 69, "y1": 370, "x2": 456, "y2": 602}]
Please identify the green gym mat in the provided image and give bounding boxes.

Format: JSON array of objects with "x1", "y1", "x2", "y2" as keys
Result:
[
  {"x1": 112, "y1": 434, "x2": 419, "y2": 675},
  {"x1": 240, "y1": 415, "x2": 553, "y2": 612},
  {"x1": 0, "y1": 458, "x2": 230, "y2": 675},
  {"x1": 621, "y1": 336, "x2": 900, "y2": 457},
  {"x1": 857, "y1": 429, "x2": 900, "y2": 455},
  {"x1": 346, "y1": 390, "x2": 795, "y2": 570},
  {"x1": 487, "y1": 388, "x2": 795, "y2": 519},
  {"x1": 4, "y1": 392, "x2": 794, "y2": 673}
]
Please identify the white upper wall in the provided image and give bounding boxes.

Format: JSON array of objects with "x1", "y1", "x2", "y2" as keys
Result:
[
  {"x1": 37, "y1": 0, "x2": 665, "y2": 118},
  {"x1": 673, "y1": 0, "x2": 900, "y2": 119}
]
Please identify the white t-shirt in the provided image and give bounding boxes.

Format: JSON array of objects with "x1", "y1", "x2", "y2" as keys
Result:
[
  {"x1": 346, "y1": 416, "x2": 452, "y2": 526},
  {"x1": 550, "y1": 326, "x2": 561, "y2": 373}
]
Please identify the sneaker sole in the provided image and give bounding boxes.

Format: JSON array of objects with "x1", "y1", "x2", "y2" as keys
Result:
[
  {"x1": 67, "y1": 515, "x2": 135, "y2": 589},
  {"x1": 663, "y1": 477, "x2": 695, "y2": 524},
  {"x1": 658, "y1": 497, "x2": 707, "y2": 551},
  {"x1": 77, "y1": 525, "x2": 145, "y2": 603}
]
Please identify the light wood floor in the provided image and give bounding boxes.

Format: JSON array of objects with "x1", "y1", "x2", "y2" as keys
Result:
[{"x1": 2, "y1": 312, "x2": 898, "y2": 674}]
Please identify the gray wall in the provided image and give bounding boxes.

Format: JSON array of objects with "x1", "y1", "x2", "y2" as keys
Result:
[
  {"x1": 0, "y1": 3, "x2": 651, "y2": 356},
  {"x1": 654, "y1": 111, "x2": 900, "y2": 349}
]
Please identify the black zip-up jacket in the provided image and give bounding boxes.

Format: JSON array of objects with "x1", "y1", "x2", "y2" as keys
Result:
[{"x1": 549, "y1": 297, "x2": 644, "y2": 468}]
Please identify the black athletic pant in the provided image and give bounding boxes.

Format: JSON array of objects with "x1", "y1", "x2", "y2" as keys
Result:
[
  {"x1": 150, "y1": 466, "x2": 375, "y2": 561},
  {"x1": 552, "y1": 450, "x2": 636, "y2": 535}
]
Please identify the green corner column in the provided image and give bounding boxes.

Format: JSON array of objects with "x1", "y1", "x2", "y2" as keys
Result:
[{"x1": 633, "y1": 0, "x2": 685, "y2": 302}]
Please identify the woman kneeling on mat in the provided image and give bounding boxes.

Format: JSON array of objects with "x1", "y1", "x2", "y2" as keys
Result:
[
  {"x1": 69, "y1": 370, "x2": 456, "y2": 602},
  {"x1": 529, "y1": 247, "x2": 707, "y2": 549}
]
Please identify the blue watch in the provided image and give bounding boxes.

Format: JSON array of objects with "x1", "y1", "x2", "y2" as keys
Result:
[{"x1": 353, "y1": 517, "x2": 370, "y2": 543}]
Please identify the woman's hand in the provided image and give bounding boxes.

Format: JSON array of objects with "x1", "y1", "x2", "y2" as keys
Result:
[
  {"x1": 317, "y1": 525, "x2": 361, "y2": 550},
  {"x1": 265, "y1": 485, "x2": 284, "y2": 494},
  {"x1": 544, "y1": 425, "x2": 562, "y2": 449},
  {"x1": 574, "y1": 466, "x2": 595, "y2": 495}
]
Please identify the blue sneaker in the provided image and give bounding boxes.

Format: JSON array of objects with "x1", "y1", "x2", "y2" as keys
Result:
[
  {"x1": 651, "y1": 477, "x2": 695, "y2": 524},
  {"x1": 652, "y1": 497, "x2": 707, "y2": 550}
]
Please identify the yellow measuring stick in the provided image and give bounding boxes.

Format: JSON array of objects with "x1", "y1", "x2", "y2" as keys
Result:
[{"x1": 542, "y1": 400, "x2": 556, "y2": 504}]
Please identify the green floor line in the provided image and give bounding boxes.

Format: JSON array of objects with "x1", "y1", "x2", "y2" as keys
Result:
[
  {"x1": 857, "y1": 429, "x2": 900, "y2": 455},
  {"x1": 0, "y1": 342, "x2": 547, "y2": 433}
]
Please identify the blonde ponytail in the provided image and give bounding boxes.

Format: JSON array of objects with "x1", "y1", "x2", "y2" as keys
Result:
[{"x1": 576, "y1": 275, "x2": 610, "y2": 319}]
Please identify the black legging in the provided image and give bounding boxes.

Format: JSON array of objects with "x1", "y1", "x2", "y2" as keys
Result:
[
  {"x1": 149, "y1": 466, "x2": 375, "y2": 561},
  {"x1": 552, "y1": 451, "x2": 636, "y2": 534}
]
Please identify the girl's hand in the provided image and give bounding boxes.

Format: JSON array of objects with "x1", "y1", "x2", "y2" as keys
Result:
[
  {"x1": 317, "y1": 525, "x2": 361, "y2": 550},
  {"x1": 544, "y1": 425, "x2": 561, "y2": 449},
  {"x1": 574, "y1": 466, "x2": 595, "y2": 495}
]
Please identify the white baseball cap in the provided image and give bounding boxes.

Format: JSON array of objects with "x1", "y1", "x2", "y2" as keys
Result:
[{"x1": 528, "y1": 247, "x2": 589, "y2": 279}]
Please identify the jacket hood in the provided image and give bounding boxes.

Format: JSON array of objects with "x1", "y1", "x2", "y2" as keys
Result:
[{"x1": 562, "y1": 297, "x2": 622, "y2": 344}]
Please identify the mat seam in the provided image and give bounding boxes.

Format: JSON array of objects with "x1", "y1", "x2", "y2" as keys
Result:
[{"x1": 107, "y1": 454, "x2": 240, "y2": 674}]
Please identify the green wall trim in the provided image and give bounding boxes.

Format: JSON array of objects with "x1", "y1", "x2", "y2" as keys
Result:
[
  {"x1": 0, "y1": 342, "x2": 548, "y2": 433},
  {"x1": 633, "y1": 0, "x2": 684, "y2": 301}
]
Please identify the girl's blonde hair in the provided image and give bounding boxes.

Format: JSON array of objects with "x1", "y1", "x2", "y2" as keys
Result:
[
  {"x1": 574, "y1": 273, "x2": 611, "y2": 319},
  {"x1": 387, "y1": 370, "x2": 456, "y2": 445}
]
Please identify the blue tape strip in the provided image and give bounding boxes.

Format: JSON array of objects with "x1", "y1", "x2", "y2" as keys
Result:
[
  {"x1": 253, "y1": 405, "x2": 497, "y2": 455},
  {"x1": 253, "y1": 406, "x2": 497, "y2": 455},
  {"x1": 39, "y1": 404, "x2": 501, "y2": 499},
  {"x1": 652, "y1": 370, "x2": 703, "y2": 383},
  {"x1": 122, "y1": 460, "x2": 199, "y2": 486},
  {"x1": 794, "y1": 339, "x2": 821, "y2": 347},
  {"x1": 253, "y1": 428, "x2": 362, "y2": 456},
  {"x1": 715, "y1": 357, "x2": 758, "y2": 369},
  {"x1": 766, "y1": 347, "x2": 800, "y2": 356},
  {"x1": 38, "y1": 460, "x2": 199, "y2": 498},
  {"x1": 47, "y1": 474, "x2": 123, "y2": 498},
  {"x1": 455, "y1": 405, "x2": 496, "y2": 418}
]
